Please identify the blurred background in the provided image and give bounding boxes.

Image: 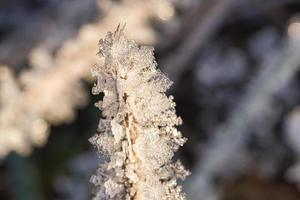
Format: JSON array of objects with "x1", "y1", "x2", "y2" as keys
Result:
[{"x1": 1, "y1": 0, "x2": 300, "y2": 199}]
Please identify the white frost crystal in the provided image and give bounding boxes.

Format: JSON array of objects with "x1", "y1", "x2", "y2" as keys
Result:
[{"x1": 90, "y1": 27, "x2": 189, "y2": 200}]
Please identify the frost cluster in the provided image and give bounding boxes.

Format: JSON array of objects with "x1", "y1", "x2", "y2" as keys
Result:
[{"x1": 89, "y1": 28, "x2": 189, "y2": 200}]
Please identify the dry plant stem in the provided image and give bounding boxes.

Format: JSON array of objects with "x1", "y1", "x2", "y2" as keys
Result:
[
  {"x1": 162, "y1": 0, "x2": 236, "y2": 85},
  {"x1": 90, "y1": 28, "x2": 189, "y2": 200},
  {"x1": 186, "y1": 36, "x2": 300, "y2": 200}
]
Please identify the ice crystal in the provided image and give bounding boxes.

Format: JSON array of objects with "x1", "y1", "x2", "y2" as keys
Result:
[{"x1": 90, "y1": 27, "x2": 189, "y2": 199}]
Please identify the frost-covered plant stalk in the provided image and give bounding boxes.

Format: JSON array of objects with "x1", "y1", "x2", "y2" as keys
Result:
[{"x1": 89, "y1": 27, "x2": 189, "y2": 200}]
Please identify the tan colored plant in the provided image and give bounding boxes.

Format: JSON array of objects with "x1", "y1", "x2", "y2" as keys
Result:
[{"x1": 89, "y1": 27, "x2": 189, "y2": 200}]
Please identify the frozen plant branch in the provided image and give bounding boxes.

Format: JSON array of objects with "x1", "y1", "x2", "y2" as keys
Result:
[{"x1": 89, "y1": 27, "x2": 189, "y2": 200}]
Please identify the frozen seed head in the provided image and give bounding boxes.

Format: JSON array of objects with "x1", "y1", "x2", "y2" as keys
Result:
[{"x1": 90, "y1": 26, "x2": 189, "y2": 200}]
